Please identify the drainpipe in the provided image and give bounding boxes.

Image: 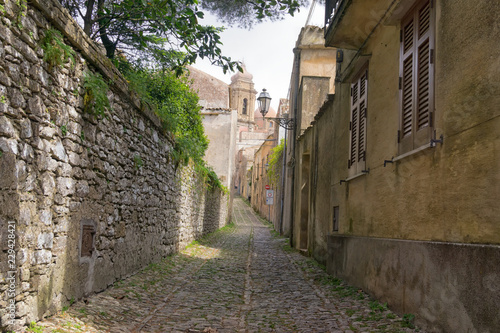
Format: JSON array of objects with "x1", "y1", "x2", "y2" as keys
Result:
[
  {"x1": 288, "y1": 47, "x2": 301, "y2": 247},
  {"x1": 279, "y1": 126, "x2": 287, "y2": 234}
]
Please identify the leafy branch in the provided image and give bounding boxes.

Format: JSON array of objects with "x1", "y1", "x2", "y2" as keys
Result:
[{"x1": 40, "y1": 29, "x2": 76, "y2": 70}]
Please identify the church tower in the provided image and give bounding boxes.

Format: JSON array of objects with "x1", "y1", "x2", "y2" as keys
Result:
[{"x1": 229, "y1": 65, "x2": 257, "y2": 128}]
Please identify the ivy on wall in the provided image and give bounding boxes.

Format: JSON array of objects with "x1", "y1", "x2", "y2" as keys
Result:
[{"x1": 267, "y1": 139, "x2": 285, "y2": 187}]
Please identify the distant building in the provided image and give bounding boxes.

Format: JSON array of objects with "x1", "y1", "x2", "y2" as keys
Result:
[{"x1": 187, "y1": 65, "x2": 276, "y2": 200}]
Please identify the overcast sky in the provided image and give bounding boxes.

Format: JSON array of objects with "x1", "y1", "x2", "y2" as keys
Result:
[{"x1": 192, "y1": 3, "x2": 325, "y2": 111}]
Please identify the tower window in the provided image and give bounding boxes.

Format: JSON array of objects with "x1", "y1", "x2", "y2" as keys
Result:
[{"x1": 243, "y1": 98, "x2": 248, "y2": 115}]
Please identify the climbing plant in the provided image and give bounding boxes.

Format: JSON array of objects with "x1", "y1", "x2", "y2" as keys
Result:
[
  {"x1": 40, "y1": 28, "x2": 76, "y2": 70},
  {"x1": 119, "y1": 64, "x2": 229, "y2": 192},
  {"x1": 82, "y1": 71, "x2": 111, "y2": 118},
  {"x1": 267, "y1": 139, "x2": 284, "y2": 186},
  {"x1": 122, "y1": 66, "x2": 207, "y2": 165}
]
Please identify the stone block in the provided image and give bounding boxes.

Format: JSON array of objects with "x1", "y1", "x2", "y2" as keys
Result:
[
  {"x1": 8, "y1": 88, "x2": 25, "y2": 108},
  {"x1": 39, "y1": 209, "x2": 52, "y2": 226},
  {"x1": 0, "y1": 115, "x2": 16, "y2": 137},
  {"x1": 39, "y1": 125, "x2": 56, "y2": 139},
  {"x1": 0, "y1": 151, "x2": 17, "y2": 189},
  {"x1": 0, "y1": 137, "x2": 18, "y2": 155},
  {"x1": 15, "y1": 159, "x2": 26, "y2": 182},
  {"x1": 37, "y1": 232, "x2": 54, "y2": 249},
  {"x1": 75, "y1": 180, "x2": 89, "y2": 197},
  {"x1": 40, "y1": 172, "x2": 55, "y2": 196},
  {"x1": 0, "y1": 70, "x2": 11, "y2": 86},
  {"x1": 19, "y1": 118, "x2": 32, "y2": 138},
  {"x1": 16, "y1": 40, "x2": 38, "y2": 63},
  {"x1": 37, "y1": 152, "x2": 58, "y2": 172},
  {"x1": 54, "y1": 218, "x2": 69, "y2": 233},
  {"x1": 68, "y1": 151, "x2": 80, "y2": 166},
  {"x1": 49, "y1": 139, "x2": 68, "y2": 162},
  {"x1": 27, "y1": 95, "x2": 44, "y2": 116},
  {"x1": 20, "y1": 268, "x2": 30, "y2": 282},
  {"x1": 16, "y1": 248, "x2": 28, "y2": 266},
  {"x1": 32, "y1": 250, "x2": 52, "y2": 264},
  {"x1": 23, "y1": 173, "x2": 36, "y2": 192},
  {"x1": 56, "y1": 177, "x2": 75, "y2": 196}
]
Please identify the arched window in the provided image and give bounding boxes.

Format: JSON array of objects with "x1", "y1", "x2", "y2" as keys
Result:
[{"x1": 242, "y1": 98, "x2": 248, "y2": 115}]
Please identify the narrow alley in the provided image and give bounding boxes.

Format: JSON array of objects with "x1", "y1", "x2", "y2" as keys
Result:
[{"x1": 34, "y1": 198, "x2": 420, "y2": 333}]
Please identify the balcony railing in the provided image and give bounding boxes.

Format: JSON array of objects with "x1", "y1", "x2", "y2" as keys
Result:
[{"x1": 324, "y1": 0, "x2": 345, "y2": 30}]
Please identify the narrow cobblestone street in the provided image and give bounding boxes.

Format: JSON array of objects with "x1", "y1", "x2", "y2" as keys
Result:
[{"x1": 34, "y1": 198, "x2": 421, "y2": 333}]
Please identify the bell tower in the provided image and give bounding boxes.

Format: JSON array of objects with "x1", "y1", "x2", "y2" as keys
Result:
[{"x1": 229, "y1": 64, "x2": 257, "y2": 127}]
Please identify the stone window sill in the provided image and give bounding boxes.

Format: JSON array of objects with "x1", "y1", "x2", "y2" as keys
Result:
[
  {"x1": 345, "y1": 172, "x2": 367, "y2": 182},
  {"x1": 394, "y1": 144, "x2": 432, "y2": 163}
]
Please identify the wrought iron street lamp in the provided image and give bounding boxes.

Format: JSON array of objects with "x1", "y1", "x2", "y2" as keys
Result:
[{"x1": 258, "y1": 89, "x2": 295, "y2": 130}]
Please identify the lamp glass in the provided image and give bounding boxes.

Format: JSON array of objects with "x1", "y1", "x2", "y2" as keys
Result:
[{"x1": 258, "y1": 89, "x2": 271, "y2": 117}]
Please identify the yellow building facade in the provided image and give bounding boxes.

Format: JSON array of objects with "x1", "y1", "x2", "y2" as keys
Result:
[{"x1": 287, "y1": 0, "x2": 500, "y2": 331}]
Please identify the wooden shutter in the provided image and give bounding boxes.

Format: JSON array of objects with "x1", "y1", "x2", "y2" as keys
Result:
[
  {"x1": 399, "y1": 0, "x2": 434, "y2": 153},
  {"x1": 350, "y1": 106, "x2": 358, "y2": 167},
  {"x1": 358, "y1": 72, "x2": 367, "y2": 162},
  {"x1": 349, "y1": 69, "x2": 368, "y2": 174}
]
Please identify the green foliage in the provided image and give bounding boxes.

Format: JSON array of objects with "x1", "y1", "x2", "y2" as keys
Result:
[
  {"x1": 26, "y1": 322, "x2": 43, "y2": 333},
  {"x1": 60, "y1": 0, "x2": 243, "y2": 73},
  {"x1": 369, "y1": 300, "x2": 388, "y2": 312},
  {"x1": 133, "y1": 155, "x2": 143, "y2": 169},
  {"x1": 267, "y1": 139, "x2": 284, "y2": 186},
  {"x1": 0, "y1": 95, "x2": 6, "y2": 104},
  {"x1": 40, "y1": 29, "x2": 76, "y2": 70},
  {"x1": 386, "y1": 313, "x2": 397, "y2": 319},
  {"x1": 117, "y1": 64, "x2": 226, "y2": 191},
  {"x1": 401, "y1": 313, "x2": 415, "y2": 328},
  {"x1": 200, "y1": 0, "x2": 306, "y2": 28},
  {"x1": 60, "y1": 125, "x2": 68, "y2": 136},
  {"x1": 83, "y1": 71, "x2": 110, "y2": 118},
  {"x1": 14, "y1": 0, "x2": 27, "y2": 29},
  {"x1": 195, "y1": 162, "x2": 227, "y2": 193},
  {"x1": 122, "y1": 67, "x2": 208, "y2": 165}
]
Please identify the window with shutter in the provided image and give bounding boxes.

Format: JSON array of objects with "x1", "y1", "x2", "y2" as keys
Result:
[
  {"x1": 398, "y1": 0, "x2": 435, "y2": 154},
  {"x1": 348, "y1": 68, "x2": 368, "y2": 176}
]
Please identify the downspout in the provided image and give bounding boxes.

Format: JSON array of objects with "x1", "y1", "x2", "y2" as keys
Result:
[
  {"x1": 289, "y1": 47, "x2": 301, "y2": 247},
  {"x1": 279, "y1": 127, "x2": 287, "y2": 234}
]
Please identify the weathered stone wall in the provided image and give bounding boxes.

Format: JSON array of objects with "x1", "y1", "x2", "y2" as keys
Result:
[{"x1": 0, "y1": 0, "x2": 229, "y2": 330}]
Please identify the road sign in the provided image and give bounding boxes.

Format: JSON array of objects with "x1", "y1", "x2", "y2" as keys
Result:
[
  {"x1": 266, "y1": 190, "x2": 274, "y2": 205},
  {"x1": 265, "y1": 185, "x2": 270, "y2": 190}
]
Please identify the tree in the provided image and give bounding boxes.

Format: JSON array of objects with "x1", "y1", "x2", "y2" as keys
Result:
[
  {"x1": 200, "y1": 0, "x2": 307, "y2": 29},
  {"x1": 60, "y1": 0, "x2": 304, "y2": 72}
]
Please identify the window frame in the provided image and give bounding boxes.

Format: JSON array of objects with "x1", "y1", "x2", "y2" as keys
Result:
[
  {"x1": 398, "y1": 0, "x2": 435, "y2": 154},
  {"x1": 242, "y1": 98, "x2": 248, "y2": 115},
  {"x1": 348, "y1": 66, "x2": 368, "y2": 176}
]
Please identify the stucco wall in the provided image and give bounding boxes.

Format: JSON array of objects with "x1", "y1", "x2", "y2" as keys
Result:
[
  {"x1": 319, "y1": 0, "x2": 499, "y2": 331},
  {"x1": 327, "y1": 235, "x2": 500, "y2": 332},
  {"x1": 0, "y1": 1, "x2": 229, "y2": 330},
  {"x1": 326, "y1": 0, "x2": 500, "y2": 244},
  {"x1": 202, "y1": 109, "x2": 237, "y2": 189}
]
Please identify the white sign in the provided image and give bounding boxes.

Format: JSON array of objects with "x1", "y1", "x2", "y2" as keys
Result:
[{"x1": 266, "y1": 190, "x2": 274, "y2": 205}]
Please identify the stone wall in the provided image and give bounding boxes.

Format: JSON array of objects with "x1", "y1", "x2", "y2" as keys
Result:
[{"x1": 0, "y1": 0, "x2": 229, "y2": 330}]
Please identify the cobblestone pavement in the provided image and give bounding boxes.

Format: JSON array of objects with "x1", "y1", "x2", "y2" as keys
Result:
[{"x1": 32, "y1": 198, "x2": 422, "y2": 333}]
